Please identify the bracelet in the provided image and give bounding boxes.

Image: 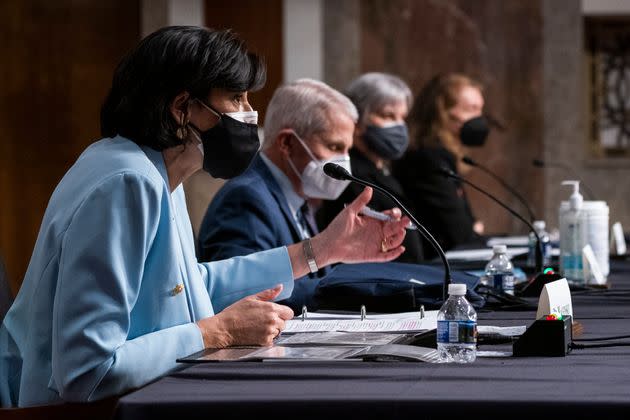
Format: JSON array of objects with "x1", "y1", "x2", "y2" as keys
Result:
[{"x1": 302, "y1": 238, "x2": 319, "y2": 274}]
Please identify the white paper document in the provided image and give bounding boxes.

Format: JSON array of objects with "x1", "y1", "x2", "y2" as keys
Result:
[
  {"x1": 356, "y1": 344, "x2": 442, "y2": 363},
  {"x1": 477, "y1": 325, "x2": 526, "y2": 336},
  {"x1": 486, "y1": 236, "x2": 529, "y2": 247},
  {"x1": 445, "y1": 247, "x2": 528, "y2": 261},
  {"x1": 284, "y1": 317, "x2": 436, "y2": 333},
  {"x1": 301, "y1": 310, "x2": 438, "y2": 320},
  {"x1": 476, "y1": 350, "x2": 513, "y2": 358},
  {"x1": 276, "y1": 331, "x2": 405, "y2": 346}
]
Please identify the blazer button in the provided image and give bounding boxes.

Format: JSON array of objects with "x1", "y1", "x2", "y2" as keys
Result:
[{"x1": 171, "y1": 283, "x2": 185, "y2": 296}]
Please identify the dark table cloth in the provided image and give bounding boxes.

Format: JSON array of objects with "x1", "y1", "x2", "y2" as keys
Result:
[{"x1": 114, "y1": 259, "x2": 630, "y2": 419}]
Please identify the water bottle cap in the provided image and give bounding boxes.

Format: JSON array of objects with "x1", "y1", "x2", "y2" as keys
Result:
[
  {"x1": 492, "y1": 244, "x2": 507, "y2": 254},
  {"x1": 448, "y1": 283, "x2": 466, "y2": 295},
  {"x1": 533, "y1": 220, "x2": 546, "y2": 230}
]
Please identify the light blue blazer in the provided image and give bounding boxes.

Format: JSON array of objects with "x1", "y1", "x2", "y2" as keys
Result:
[{"x1": 0, "y1": 136, "x2": 294, "y2": 407}]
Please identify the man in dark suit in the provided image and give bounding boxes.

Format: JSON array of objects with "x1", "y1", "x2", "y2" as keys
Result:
[{"x1": 197, "y1": 79, "x2": 360, "y2": 311}]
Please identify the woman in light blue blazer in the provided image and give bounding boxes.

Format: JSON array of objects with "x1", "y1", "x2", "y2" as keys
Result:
[{"x1": 0, "y1": 26, "x2": 409, "y2": 407}]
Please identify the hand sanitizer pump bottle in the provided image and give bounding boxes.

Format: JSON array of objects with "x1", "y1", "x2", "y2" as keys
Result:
[{"x1": 559, "y1": 181, "x2": 586, "y2": 286}]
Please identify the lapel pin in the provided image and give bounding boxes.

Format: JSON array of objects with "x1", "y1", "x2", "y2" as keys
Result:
[{"x1": 171, "y1": 283, "x2": 185, "y2": 296}]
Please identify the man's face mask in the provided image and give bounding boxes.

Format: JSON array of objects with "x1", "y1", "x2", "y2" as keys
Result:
[
  {"x1": 362, "y1": 122, "x2": 409, "y2": 160},
  {"x1": 286, "y1": 131, "x2": 352, "y2": 200},
  {"x1": 460, "y1": 115, "x2": 490, "y2": 147},
  {"x1": 190, "y1": 99, "x2": 260, "y2": 179}
]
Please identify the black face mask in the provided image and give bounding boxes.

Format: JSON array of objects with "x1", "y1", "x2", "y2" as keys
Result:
[
  {"x1": 460, "y1": 116, "x2": 490, "y2": 147},
  {"x1": 362, "y1": 123, "x2": 410, "y2": 160},
  {"x1": 191, "y1": 104, "x2": 260, "y2": 179}
]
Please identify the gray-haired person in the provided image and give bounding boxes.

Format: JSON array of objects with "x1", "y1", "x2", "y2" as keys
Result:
[
  {"x1": 316, "y1": 72, "x2": 424, "y2": 263},
  {"x1": 197, "y1": 78, "x2": 410, "y2": 312}
]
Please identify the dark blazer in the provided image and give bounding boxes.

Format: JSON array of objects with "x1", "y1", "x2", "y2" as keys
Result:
[
  {"x1": 316, "y1": 149, "x2": 424, "y2": 263},
  {"x1": 393, "y1": 146, "x2": 481, "y2": 259},
  {"x1": 197, "y1": 155, "x2": 324, "y2": 312}
]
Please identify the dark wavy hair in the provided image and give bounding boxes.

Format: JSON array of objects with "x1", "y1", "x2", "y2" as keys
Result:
[{"x1": 100, "y1": 26, "x2": 266, "y2": 150}]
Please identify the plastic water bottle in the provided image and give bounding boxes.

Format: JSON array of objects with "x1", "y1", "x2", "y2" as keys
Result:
[
  {"x1": 437, "y1": 283, "x2": 477, "y2": 363},
  {"x1": 484, "y1": 245, "x2": 515, "y2": 295},
  {"x1": 527, "y1": 220, "x2": 551, "y2": 268}
]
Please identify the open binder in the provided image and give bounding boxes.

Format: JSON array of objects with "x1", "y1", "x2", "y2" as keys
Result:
[
  {"x1": 177, "y1": 309, "x2": 441, "y2": 364},
  {"x1": 177, "y1": 343, "x2": 441, "y2": 363}
]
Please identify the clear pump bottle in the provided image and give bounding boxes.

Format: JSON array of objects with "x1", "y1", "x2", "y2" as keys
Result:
[{"x1": 559, "y1": 181, "x2": 586, "y2": 285}]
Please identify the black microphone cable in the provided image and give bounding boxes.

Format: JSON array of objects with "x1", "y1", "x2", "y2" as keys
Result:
[
  {"x1": 474, "y1": 284, "x2": 537, "y2": 311},
  {"x1": 462, "y1": 156, "x2": 537, "y2": 222},
  {"x1": 436, "y1": 167, "x2": 544, "y2": 275},
  {"x1": 570, "y1": 331, "x2": 630, "y2": 349},
  {"x1": 532, "y1": 158, "x2": 596, "y2": 200},
  {"x1": 570, "y1": 341, "x2": 630, "y2": 349},
  {"x1": 573, "y1": 334, "x2": 630, "y2": 342},
  {"x1": 569, "y1": 289, "x2": 630, "y2": 296},
  {"x1": 323, "y1": 162, "x2": 452, "y2": 300}
]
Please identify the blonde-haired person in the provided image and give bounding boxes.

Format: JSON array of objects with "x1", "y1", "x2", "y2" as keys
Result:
[{"x1": 393, "y1": 73, "x2": 490, "y2": 258}]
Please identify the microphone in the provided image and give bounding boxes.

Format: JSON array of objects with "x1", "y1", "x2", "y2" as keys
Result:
[
  {"x1": 323, "y1": 162, "x2": 452, "y2": 300},
  {"x1": 436, "y1": 167, "x2": 557, "y2": 296},
  {"x1": 462, "y1": 156, "x2": 536, "y2": 222},
  {"x1": 532, "y1": 158, "x2": 596, "y2": 200}
]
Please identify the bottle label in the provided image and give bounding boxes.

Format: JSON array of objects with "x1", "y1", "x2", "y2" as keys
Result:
[
  {"x1": 562, "y1": 255, "x2": 583, "y2": 270},
  {"x1": 491, "y1": 274, "x2": 514, "y2": 292},
  {"x1": 437, "y1": 320, "x2": 477, "y2": 344},
  {"x1": 528, "y1": 242, "x2": 552, "y2": 266},
  {"x1": 543, "y1": 243, "x2": 552, "y2": 259}
]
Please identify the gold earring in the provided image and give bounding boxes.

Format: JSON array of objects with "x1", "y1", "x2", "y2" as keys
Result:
[{"x1": 176, "y1": 118, "x2": 189, "y2": 140}]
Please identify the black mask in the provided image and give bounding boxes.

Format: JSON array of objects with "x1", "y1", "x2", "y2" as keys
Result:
[
  {"x1": 362, "y1": 124, "x2": 410, "y2": 160},
  {"x1": 191, "y1": 105, "x2": 260, "y2": 179},
  {"x1": 460, "y1": 116, "x2": 490, "y2": 147}
]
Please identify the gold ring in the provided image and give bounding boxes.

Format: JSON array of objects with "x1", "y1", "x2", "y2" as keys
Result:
[{"x1": 381, "y1": 239, "x2": 388, "y2": 253}]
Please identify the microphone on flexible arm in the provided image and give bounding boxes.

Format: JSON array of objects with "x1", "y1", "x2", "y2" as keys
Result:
[
  {"x1": 323, "y1": 162, "x2": 452, "y2": 301},
  {"x1": 436, "y1": 166, "x2": 560, "y2": 296},
  {"x1": 462, "y1": 156, "x2": 537, "y2": 222},
  {"x1": 532, "y1": 158, "x2": 596, "y2": 200}
]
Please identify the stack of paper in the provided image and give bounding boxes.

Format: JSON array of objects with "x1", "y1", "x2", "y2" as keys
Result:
[{"x1": 285, "y1": 310, "x2": 437, "y2": 334}]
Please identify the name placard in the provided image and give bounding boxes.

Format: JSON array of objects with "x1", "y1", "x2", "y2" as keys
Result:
[
  {"x1": 536, "y1": 278, "x2": 573, "y2": 319},
  {"x1": 583, "y1": 243, "x2": 605, "y2": 285},
  {"x1": 612, "y1": 222, "x2": 627, "y2": 256}
]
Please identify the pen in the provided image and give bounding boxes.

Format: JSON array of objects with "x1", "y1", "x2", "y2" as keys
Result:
[{"x1": 359, "y1": 206, "x2": 418, "y2": 230}]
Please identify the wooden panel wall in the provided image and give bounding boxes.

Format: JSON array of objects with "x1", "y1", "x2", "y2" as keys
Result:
[
  {"x1": 181, "y1": 1, "x2": 284, "y2": 238},
  {"x1": 360, "y1": 0, "x2": 545, "y2": 235},
  {"x1": 0, "y1": 0, "x2": 140, "y2": 295},
  {"x1": 205, "y1": 0, "x2": 284, "y2": 120}
]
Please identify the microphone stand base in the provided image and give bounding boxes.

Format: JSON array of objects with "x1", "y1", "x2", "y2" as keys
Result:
[
  {"x1": 518, "y1": 272, "x2": 564, "y2": 297},
  {"x1": 513, "y1": 316, "x2": 572, "y2": 357}
]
